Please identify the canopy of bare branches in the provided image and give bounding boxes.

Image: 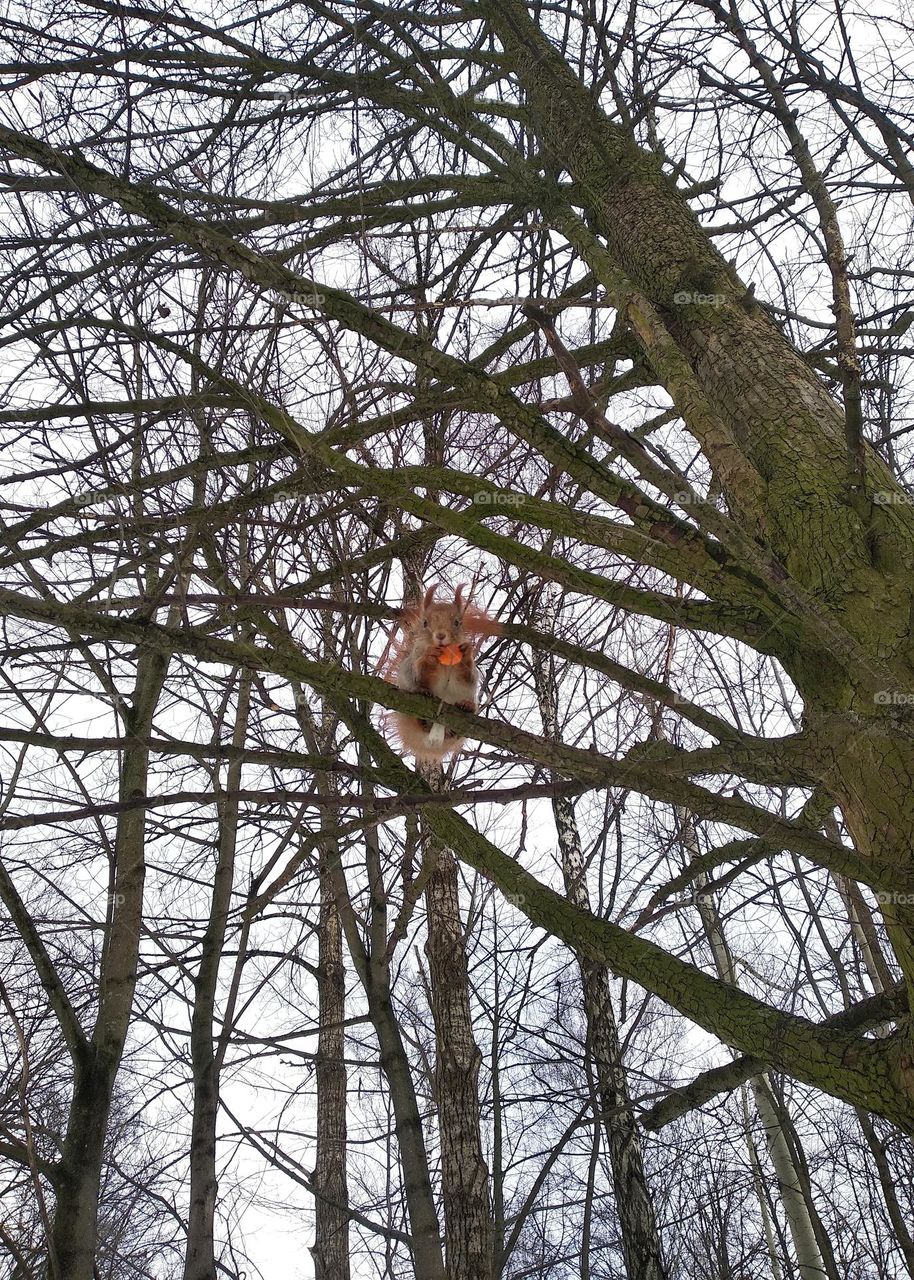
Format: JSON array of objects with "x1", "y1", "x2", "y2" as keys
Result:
[{"x1": 1, "y1": 1, "x2": 913, "y2": 1277}]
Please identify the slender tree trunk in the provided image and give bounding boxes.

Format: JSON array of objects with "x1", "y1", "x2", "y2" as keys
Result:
[
  {"x1": 490, "y1": 980, "x2": 505, "y2": 1278},
  {"x1": 828, "y1": 834, "x2": 914, "y2": 1273},
  {"x1": 326, "y1": 816, "x2": 446, "y2": 1280},
  {"x1": 533, "y1": 651, "x2": 668, "y2": 1280},
  {"x1": 827, "y1": 816, "x2": 894, "y2": 1001},
  {"x1": 51, "y1": 649, "x2": 169, "y2": 1279},
  {"x1": 293, "y1": 679, "x2": 353, "y2": 1280},
  {"x1": 854, "y1": 1107, "x2": 914, "y2": 1276},
  {"x1": 691, "y1": 851, "x2": 834, "y2": 1280},
  {"x1": 739, "y1": 1085, "x2": 785, "y2": 1280},
  {"x1": 839, "y1": 876, "x2": 895, "y2": 995},
  {"x1": 422, "y1": 818, "x2": 495, "y2": 1280},
  {"x1": 746, "y1": 1077, "x2": 835, "y2": 1280},
  {"x1": 364, "y1": 954, "x2": 445, "y2": 1280},
  {"x1": 183, "y1": 671, "x2": 251, "y2": 1280},
  {"x1": 312, "y1": 848, "x2": 351, "y2": 1280}
]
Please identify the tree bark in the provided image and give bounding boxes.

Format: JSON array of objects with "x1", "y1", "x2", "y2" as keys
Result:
[
  {"x1": 422, "y1": 821, "x2": 495, "y2": 1280},
  {"x1": 312, "y1": 849, "x2": 351, "y2": 1280},
  {"x1": 51, "y1": 649, "x2": 169, "y2": 1279}
]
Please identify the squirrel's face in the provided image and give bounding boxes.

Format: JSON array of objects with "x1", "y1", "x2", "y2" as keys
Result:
[{"x1": 417, "y1": 602, "x2": 464, "y2": 647}]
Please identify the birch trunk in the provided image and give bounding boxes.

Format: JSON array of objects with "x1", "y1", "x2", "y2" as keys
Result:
[{"x1": 690, "y1": 843, "x2": 833, "y2": 1280}]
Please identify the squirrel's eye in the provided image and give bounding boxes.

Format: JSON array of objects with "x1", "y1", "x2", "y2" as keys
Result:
[
  {"x1": 422, "y1": 618, "x2": 429, "y2": 628},
  {"x1": 454, "y1": 617, "x2": 461, "y2": 628}
]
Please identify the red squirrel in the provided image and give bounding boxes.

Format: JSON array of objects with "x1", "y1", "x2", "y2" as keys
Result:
[{"x1": 389, "y1": 583, "x2": 497, "y2": 763}]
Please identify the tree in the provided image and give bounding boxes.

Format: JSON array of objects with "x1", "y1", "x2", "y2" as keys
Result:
[{"x1": 1, "y1": 0, "x2": 914, "y2": 1275}]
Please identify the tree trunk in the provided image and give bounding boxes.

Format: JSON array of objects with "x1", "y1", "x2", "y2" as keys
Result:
[
  {"x1": 829, "y1": 830, "x2": 914, "y2": 1274},
  {"x1": 691, "y1": 852, "x2": 834, "y2": 1280},
  {"x1": 51, "y1": 649, "x2": 169, "y2": 1279},
  {"x1": 423, "y1": 821, "x2": 495, "y2": 1280},
  {"x1": 747, "y1": 1077, "x2": 834, "y2": 1280},
  {"x1": 854, "y1": 1107, "x2": 914, "y2": 1276},
  {"x1": 480, "y1": 0, "x2": 914, "y2": 1027},
  {"x1": 365, "y1": 962, "x2": 445, "y2": 1280},
  {"x1": 183, "y1": 672, "x2": 251, "y2": 1280},
  {"x1": 533, "y1": 650, "x2": 668, "y2": 1280},
  {"x1": 312, "y1": 850, "x2": 351, "y2": 1280},
  {"x1": 326, "y1": 815, "x2": 446, "y2": 1280},
  {"x1": 739, "y1": 1085, "x2": 785, "y2": 1280}
]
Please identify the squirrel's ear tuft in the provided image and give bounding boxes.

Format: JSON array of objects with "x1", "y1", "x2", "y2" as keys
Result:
[
  {"x1": 422, "y1": 583, "x2": 438, "y2": 611},
  {"x1": 455, "y1": 583, "x2": 467, "y2": 611}
]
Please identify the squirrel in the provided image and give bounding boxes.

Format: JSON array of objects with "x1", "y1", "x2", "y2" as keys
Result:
[{"x1": 387, "y1": 583, "x2": 498, "y2": 763}]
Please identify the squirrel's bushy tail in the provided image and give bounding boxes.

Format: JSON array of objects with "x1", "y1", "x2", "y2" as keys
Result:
[{"x1": 392, "y1": 712, "x2": 465, "y2": 763}]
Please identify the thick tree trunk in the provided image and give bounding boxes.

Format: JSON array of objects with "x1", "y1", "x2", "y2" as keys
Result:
[
  {"x1": 50, "y1": 1055, "x2": 118, "y2": 1278},
  {"x1": 533, "y1": 652, "x2": 667, "y2": 1280},
  {"x1": 51, "y1": 650, "x2": 169, "y2": 1279},
  {"x1": 183, "y1": 673, "x2": 251, "y2": 1280},
  {"x1": 481, "y1": 0, "x2": 914, "y2": 1027},
  {"x1": 312, "y1": 852, "x2": 351, "y2": 1280},
  {"x1": 423, "y1": 827, "x2": 495, "y2": 1280}
]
